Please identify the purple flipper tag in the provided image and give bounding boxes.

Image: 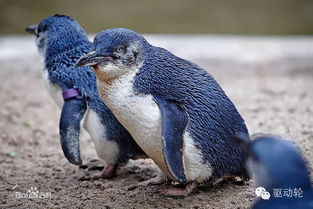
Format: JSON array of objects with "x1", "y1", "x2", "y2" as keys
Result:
[{"x1": 62, "y1": 88, "x2": 81, "y2": 100}]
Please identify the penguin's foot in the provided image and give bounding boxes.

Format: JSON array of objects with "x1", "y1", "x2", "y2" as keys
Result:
[
  {"x1": 127, "y1": 175, "x2": 171, "y2": 191},
  {"x1": 79, "y1": 159, "x2": 104, "y2": 171},
  {"x1": 215, "y1": 175, "x2": 246, "y2": 186},
  {"x1": 160, "y1": 181, "x2": 198, "y2": 197},
  {"x1": 92, "y1": 164, "x2": 117, "y2": 180},
  {"x1": 138, "y1": 175, "x2": 171, "y2": 186},
  {"x1": 79, "y1": 164, "x2": 117, "y2": 181}
]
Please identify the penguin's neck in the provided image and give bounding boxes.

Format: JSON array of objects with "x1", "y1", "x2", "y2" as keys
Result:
[
  {"x1": 93, "y1": 67, "x2": 123, "y2": 86},
  {"x1": 93, "y1": 61, "x2": 144, "y2": 86},
  {"x1": 96, "y1": 68, "x2": 138, "y2": 99}
]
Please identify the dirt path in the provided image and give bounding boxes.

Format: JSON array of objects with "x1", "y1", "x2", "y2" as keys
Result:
[{"x1": 0, "y1": 36, "x2": 312, "y2": 209}]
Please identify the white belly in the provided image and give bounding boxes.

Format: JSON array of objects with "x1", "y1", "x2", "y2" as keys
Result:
[
  {"x1": 97, "y1": 70, "x2": 174, "y2": 179},
  {"x1": 97, "y1": 69, "x2": 213, "y2": 183},
  {"x1": 42, "y1": 69, "x2": 64, "y2": 108},
  {"x1": 84, "y1": 109, "x2": 119, "y2": 165}
]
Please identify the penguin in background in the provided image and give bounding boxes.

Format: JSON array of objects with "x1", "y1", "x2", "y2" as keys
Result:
[
  {"x1": 77, "y1": 28, "x2": 250, "y2": 196},
  {"x1": 234, "y1": 134, "x2": 313, "y2": 209},
  {"x1": 26, "y1": 16, "x2": 145, "y2": 179}
]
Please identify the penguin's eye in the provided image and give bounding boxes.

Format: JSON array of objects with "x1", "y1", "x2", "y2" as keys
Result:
[
  {"x1": 37, "y1": 25, "x2": 44, "y2": 34},
  {"x1": 133, "y1": 51, "x2": 138, "y2": 60},
  {"x1": 37, "y1": 24, "x2": 49, "y2": 34},
  {"x1": 116, "y1": 46, "x2": 124, "y2": 53}
]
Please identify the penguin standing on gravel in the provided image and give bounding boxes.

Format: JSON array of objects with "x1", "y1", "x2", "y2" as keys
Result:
[
  {"x1": 26, "y1": 16, "x2": 145, "y2": 179},
  {"x1": 77, "y1": 28, "x2": 249, "y2": 196},
  {"x1": 234, "y1": 134, "x2": 313, "y2": 209}
]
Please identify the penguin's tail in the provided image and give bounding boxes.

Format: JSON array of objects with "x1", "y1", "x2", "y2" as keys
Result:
[
  {"x1": 238, "y1": 167, "x2": 250, "y2": 181},
  {"x1": 232, "y1": 132, "x2": 251, "y2": 181}
]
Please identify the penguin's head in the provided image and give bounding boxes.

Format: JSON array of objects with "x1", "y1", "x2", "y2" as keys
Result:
[
  {"x1": 234, "y1": 134, "x2": 311, "y2": 192},
  {"x1": 76, "y1": 28, "x2": 149, "y2": 81},
  {"x1": 26, "y1": 14, "x2": 89, "y2": 56}
]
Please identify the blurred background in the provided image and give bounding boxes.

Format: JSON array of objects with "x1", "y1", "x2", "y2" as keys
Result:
[{"x1": 1, "y1": 0, "x2": 313, "y2": 35}]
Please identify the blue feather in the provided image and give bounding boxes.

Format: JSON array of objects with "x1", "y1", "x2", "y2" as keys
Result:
[{"x1": 134, "y1": 45, "x2": 249, "y2": 178}]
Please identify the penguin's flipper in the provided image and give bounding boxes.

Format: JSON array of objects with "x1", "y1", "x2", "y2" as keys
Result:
[
  {"x1": 153, "y1": 96, "x2": 188, "y2": 183},
  {"x1": 60, "y1": 96, "x2": 87, "y2": 165}
]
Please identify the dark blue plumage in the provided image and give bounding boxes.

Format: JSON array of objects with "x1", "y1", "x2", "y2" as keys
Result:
[
  {"x1": 133, "y1": 44, "x2": 249, "y2": 179},
  {"x1": 27, "y1": 16, "x2": 144, "y2": 174},
  {"x1": 78, "y1": 28, "x2": 250, "y2": 193},
  {"x1": 250, "y1": 136, "x2": 311, "y2": 191}
]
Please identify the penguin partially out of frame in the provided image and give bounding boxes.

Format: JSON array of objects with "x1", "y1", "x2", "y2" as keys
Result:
[{"x1": 234, "y1": 134, "x2": 313, "y2": 209}]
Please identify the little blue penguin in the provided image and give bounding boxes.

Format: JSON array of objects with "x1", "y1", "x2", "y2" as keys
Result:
[
  {"x1": 26, "y1": 16, "x2": 145, "y2": 179},
  {"x1": 77, "y1": 28, "x2": 250, "y2": 196},
  {"x1": 234, "y1": 134, "x2": 313, "y2": 209}
]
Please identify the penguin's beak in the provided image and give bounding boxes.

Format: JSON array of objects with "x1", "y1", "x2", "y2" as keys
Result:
[
  {"x1": 76, "y1": 51, "x2": 114, "y2": 67},
  {"x1": 25, "y1": 25, "x2": 38, "y2": 36}
]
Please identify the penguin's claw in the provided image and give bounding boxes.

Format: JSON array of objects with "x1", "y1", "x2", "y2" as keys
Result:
[
  {"x1": 97, "y1": 164, "x2": 117, "y2": 179},
  {"x1": 79, "y1": 164, "x2": 117, "y2": 181},
  {"x1": 137, "y1": 175, "x2": 171, "y2": 187},
  {"x1": 214, "y1": 175, "x2": 246, "y2": 186},
  {"x1": 79, "y1": 159, "x2": 104, "y2": 171},
  {"x1": 160, "y1": 181, "x2": 198, "y2": 197},
  {"x1": 126, "y1": 175, "x2": 171, "y2": 191}
]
